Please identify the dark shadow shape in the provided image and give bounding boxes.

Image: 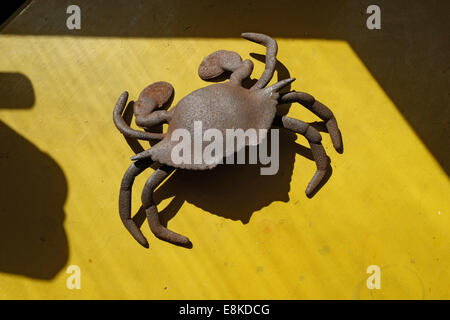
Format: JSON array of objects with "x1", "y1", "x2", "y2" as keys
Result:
[
  {"x1": 0, "y1": 72, "x2": 35, "y2": 109},
  {"x1": 131, "y1": 206, "x2": 146, "y2": 228},
  {"x1": 151, "y1": 129, "x2": 329, "y2": 229},
  {"x1": 0, "y1": 72, "x2": 69, "y2": 279},
  {"x1": 0, "y1": 121, "x2": 69, "y2": 279},
  {"x1": 128, "y1": 129, "x2": 334, "y2": 241}
]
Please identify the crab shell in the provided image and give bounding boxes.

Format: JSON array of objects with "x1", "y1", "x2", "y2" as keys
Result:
[{"x1": 145, "y1": 82, "x2": 280, "y2": 170}]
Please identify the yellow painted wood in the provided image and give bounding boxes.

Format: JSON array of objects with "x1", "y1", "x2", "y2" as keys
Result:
[{"x1": 0, "y1": 2, "x2": 448, "y2": 300}]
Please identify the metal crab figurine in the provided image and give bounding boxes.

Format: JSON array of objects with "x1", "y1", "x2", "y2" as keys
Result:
[{"x1": 113, "y1": 32, "x2": 343, "y2": 248}]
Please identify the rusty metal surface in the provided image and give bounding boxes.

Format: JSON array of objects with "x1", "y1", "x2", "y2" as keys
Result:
[{"x1": 113, "y1": 32, "x2": 343, "y2": 248}]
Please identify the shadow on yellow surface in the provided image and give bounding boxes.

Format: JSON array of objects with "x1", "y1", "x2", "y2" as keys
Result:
[
  {"x1": 0, "y1": 73, "x2": 68, "y2": 279},
  {"x1": 153, "y1": 131, "x2": 322, "y2": 225},
  {"x1": 0, "y1": 73, "x2": 34, "y2": 109}
]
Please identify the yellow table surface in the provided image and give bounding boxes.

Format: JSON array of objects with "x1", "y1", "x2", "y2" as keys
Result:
[{"x1": 0, "y1": 1, "x2": 448, "y2": 299}]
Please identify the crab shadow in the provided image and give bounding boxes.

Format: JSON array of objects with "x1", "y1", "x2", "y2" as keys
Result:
[
  {"x1": 154, "y1": 131, "x2": 332, "y2": 226},
  {"x1": 123, "y1": 57, "x2": 334, "y2": 241}
]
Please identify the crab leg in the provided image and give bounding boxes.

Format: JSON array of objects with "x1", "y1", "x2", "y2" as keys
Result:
[
  {"x1": 279, "y1": 91, "x2": 343, "y2": 152},
  {"x1": 241, "y1": 32, "x2": 278, "y2": 90},
  {"x1": 265, "y1": 78, "x2": 296, "y2": 95},
  {"x1": 274, "y1": 115, "x2": 330, "y2": 197},
  {"x1": 142, "y1": 166, "x2": 192, "y2": 248},
  {"x1": 119, "y1": 158, "x2": 154, "y2": 248}
]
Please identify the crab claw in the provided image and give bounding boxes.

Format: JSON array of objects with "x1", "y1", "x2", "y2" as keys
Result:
[
  {"x1": 134, "y1": 82, "x2": 173, "y2": 116},
  {"x1": 198, "y1": 50, "x2": 243, "y2": 80}
]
